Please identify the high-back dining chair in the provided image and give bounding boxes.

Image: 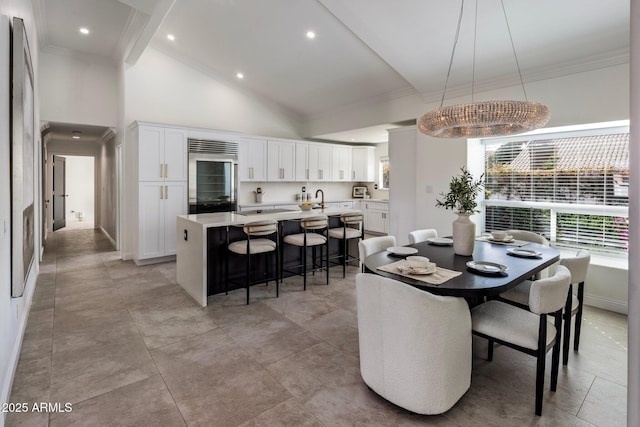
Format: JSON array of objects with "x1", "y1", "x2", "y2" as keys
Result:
[
  {"x1": 358, "y1": 235, "x2": 396, "y2": 272},
  {"x1": 356, "y1": 273, "x2": 471, "y2": 414},
  {"x1": 471, "y1": 265, "x2": 571, "y2": 416},
  {"x1": 560, "y1": 250, "x2": 591, "y2": 365},
  {"x1": 408, "y1": 229, "x2": 438, "y2": 244}
]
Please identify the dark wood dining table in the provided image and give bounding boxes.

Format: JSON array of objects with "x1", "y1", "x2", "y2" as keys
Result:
[{"x1": 363, "y1": 239, "x2": 560, "y2": 298}]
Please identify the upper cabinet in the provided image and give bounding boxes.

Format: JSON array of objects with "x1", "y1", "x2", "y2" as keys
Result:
[
  {"x1": 238, "y1": 137, "x2": 267, "y2": 181},
  {"x1": 267, "y1": 140, "x2": 295, "y2": 181},
  {"x1": 295, "y1": 142, "x2": 309, "y2": 181},
  {"x1": 138, "y1": 126, "x2": 188, "y2": 182},
  {"x1": 352, "y1": 146, "x2": 376, "y2": 182},
  {"x1": 308, "y1": 143, "x2": 332, "y2": 181},
  {"x1": 332, "y1": 145, "x2": 352, "y2": 181}
]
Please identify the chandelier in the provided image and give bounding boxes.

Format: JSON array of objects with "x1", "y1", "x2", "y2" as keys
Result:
[{"x1": 418, "y1": 0, "x2": 550, "y2": 138}]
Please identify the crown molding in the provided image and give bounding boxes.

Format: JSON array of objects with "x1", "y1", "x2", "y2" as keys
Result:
[
  {"x1": 113, "y1": 9, "x2": 148, "y2": 63},
  {"x1": 421, "y1": 49, "x2": 630, "y2": 104}
]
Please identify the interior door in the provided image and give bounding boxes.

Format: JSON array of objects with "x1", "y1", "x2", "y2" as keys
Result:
[{"x1": 53, "y1": 155, "x2": 66, "y2": 231}]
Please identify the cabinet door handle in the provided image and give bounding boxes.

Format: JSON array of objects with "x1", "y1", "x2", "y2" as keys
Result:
[
  {"x1": 160, "y1": 186, "x2": 164, "y2": 199},
  {"x1": 160, "y1": 164, "x2": 164, "y2": 178},
  {"x1": 165, "y1": 185, "x2": 168, "y2": 199},
  {"x1": 306, "y1": 169, "x2": 309, "y2": 179},
  {"x1": 352, "y1": 170, "x2": 355, "y2": 180},
  {"x1": 165, "y1": 164, "x2": 168, "y2": 178}
]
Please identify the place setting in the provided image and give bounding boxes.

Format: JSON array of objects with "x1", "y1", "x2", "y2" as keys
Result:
[
  {"x1": 477, "y1": 231, "x2": 528, "y2": 247},
  {"x1": 377, "y1": 256, "x2": 462, "y2": 285},
  {"x1": 465, "y1": 260, "x2": 508, "y2": 276}
]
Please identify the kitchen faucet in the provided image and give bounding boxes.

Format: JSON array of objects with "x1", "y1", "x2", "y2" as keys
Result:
[{"x1": 315, "y1": 189, "x2": 325, "y2": 209}]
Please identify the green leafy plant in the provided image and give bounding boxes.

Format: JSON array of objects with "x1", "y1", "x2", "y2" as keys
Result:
[{"x1": 436, "y1": 167, "x2": 484, "y2": 214}]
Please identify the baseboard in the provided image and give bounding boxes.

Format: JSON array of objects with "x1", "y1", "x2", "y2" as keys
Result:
[
  {"x1": 584, "y1": 293, "x2": 628, "y2": 315},
  {"x1": 0, "y1": 263, "x2": 37, "y2": 425},
  {"x1": 133, "y1": 255, "x2": 176, "y2": 266}
]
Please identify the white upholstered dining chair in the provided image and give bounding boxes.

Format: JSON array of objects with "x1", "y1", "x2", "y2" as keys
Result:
[
  {"x1": 356, "y1": 273, "x2": 471, "y2": 414},
  {"x1": 408, "y1": 228, "x2": 438, "y2": 244},
  {"x1": 471, "y1": 265, "x2": 571, "y2": 416},
  {"x1": 357, "y1": 235, "x2": 396, "y2": 272},
  {"x1": 559, "y1": 250, "x2": 591, "y2": 365}
]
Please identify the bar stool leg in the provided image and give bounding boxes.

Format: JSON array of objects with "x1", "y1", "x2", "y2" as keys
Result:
[
  {"x1": 246, "y1": 248, "x2": 251, "y2": 305},
  {"x1": 303, "y1": 244, "x2": 307, "y2": 291},
  {"x1": 326, "y1": 236, "x2": 330, "y2": 285}
]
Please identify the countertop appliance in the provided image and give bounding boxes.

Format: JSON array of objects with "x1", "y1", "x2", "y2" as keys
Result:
[{"x1": 188, "y1": 139, "x2": 238, "y2": 214}]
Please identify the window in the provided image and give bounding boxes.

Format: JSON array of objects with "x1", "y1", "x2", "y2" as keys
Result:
[
  {"x1": 482, "y1": 122, "x2": 629, "y2": 254},
  {"x1": 379, "y1": 157, "x2": 389, "y2": 190}
]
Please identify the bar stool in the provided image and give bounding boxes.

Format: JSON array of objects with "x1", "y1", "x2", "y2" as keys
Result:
[
  {"x1": 226, "y1": 220, "x2": 279, "y2": 305},
  {"x1": 326, "y1": 212, "x2": 364, "y2": 277},
  {"x1": 281, "y1": 215, "x2": 329, "y2": 290}
]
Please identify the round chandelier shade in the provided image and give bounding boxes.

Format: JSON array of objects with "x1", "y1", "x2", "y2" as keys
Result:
[{"x1": 418, "y1": 100, "x2": 550, "y2": 138}]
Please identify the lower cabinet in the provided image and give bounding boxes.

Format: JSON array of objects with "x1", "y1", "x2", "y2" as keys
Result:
[
  {"x1": 363, "y1": 201, "x2": 389, "y2": 234},
  {"x1": 137, "y1": 181, "x2": 187, "y2": 261}
]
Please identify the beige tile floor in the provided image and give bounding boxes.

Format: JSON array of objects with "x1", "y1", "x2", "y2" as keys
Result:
[{"x1": 6, "y1": 228, "x2": 628, "y2": 426}]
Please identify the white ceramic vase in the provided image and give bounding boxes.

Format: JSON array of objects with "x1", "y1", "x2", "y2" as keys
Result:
[{"x1": 452, "y1": 212, "x2": 475, "y2": 256}]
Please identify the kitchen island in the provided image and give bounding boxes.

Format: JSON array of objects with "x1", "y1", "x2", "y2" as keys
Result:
[{"x1": 176, "y1": 207, "x2": 362, "y2": 306}]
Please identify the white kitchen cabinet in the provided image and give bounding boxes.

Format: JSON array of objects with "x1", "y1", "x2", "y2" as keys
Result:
[
  {"x1": 332, "y1": 145, "x2": 352, "y2": 181},
  {"x1": 238, "y1": 137, "x2": 267, "y2": 181},
  {"x1": 138, "y1": 181, "x2": 187, "y2": 260},
  {"x1": 363, "y1": 201, "x2": 389, "y2": 234},
  {"x1": 308, "y1": 143, "x2": 332, "y2": 181},
  {"x1": 138, "y1": 126, "x2": 188, "y2": 182},
  {"x1": 295, "y1": 142, "x2": 309, "y2": 181},
  {"x1": 267, "y1": 140, "x2": 295, "y2": 181},
  {"x1": 352, "y1": 146, "x2": 375, "y2": 182}
]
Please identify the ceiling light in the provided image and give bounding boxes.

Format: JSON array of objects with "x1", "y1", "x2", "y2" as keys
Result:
[
  {"x1": 306, "y1": 31, "x2": 316, "y2": 39},
  {"x1": 79, "y1": 27, "x2": 90, "y2": 35},
  {"x1": 167, "y1": 34, "x2": 175, "y2": 41},
  {"x1": 236, "y1": 72, "x2": 244, "y2": 80},
  {"x1": 418, "y1": 0, "x2": 550, "y2": 138}
]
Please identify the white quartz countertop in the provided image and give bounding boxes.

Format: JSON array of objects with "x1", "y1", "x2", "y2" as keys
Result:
[{"x1": 178, "y1": 207, "x2": 362, "y2": 228}]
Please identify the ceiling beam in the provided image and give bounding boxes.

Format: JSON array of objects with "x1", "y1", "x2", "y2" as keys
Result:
[{"x1": 124, "y1": 0, "x2": 175, "y2": 66}]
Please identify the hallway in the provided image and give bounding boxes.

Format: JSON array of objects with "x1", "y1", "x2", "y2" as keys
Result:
[{"x1": 7, "y1": 229, "x2": 628, "y2": 426}]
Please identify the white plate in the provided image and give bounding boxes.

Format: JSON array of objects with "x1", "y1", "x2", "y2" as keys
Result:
[
  {"x1": 466, "y1": 261, "x2": 508, "y2": 274},
  {"x1": 398, "y1": 262, "x2": 437, "y2": 275},
  {"x1": 427, "y1": 237, "x2": 454, "y2": 246},
  {"x1": 386, "y1": 246, "x2": 419, "y2": 256},
  {"x1": 487, "y1": 236, "x2": 515, "y2": 243},
  {"x1": 507, "y1": 248, "x2": 542, "y2": 258}
]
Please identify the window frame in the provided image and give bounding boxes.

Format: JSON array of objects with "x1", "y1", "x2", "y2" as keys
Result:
[{"x1": 478, "y1": 121, "x2": 629, "y2": 256}]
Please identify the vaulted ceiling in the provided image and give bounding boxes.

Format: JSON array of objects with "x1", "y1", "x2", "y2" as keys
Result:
[{"x1": 33, "y1": 0, "x2": 630, "y2": 141}]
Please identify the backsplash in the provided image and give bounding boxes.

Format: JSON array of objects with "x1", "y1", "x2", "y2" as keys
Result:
[{"x1": 238, "y1": 181, "x2": 379, "y2": 205}]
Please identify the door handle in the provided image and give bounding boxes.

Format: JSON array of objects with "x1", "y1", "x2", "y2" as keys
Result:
[{"x1": 165, "y1": 186, "x2": 168, "y2": 199}]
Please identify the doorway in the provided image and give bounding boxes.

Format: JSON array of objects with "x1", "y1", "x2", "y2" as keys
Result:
[{"x1": 52, "y1": 155, "x2": 95, "y2": 232}]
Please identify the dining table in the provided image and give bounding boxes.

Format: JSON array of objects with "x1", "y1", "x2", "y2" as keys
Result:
[{"x1": 363, "y1": 238, "x2": 560, "y2": 299}]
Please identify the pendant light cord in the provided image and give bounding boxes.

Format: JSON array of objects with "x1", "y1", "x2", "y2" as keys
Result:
[
  {"x1": 500, "y1": 0, "x2": 528, "y2": 101},
  {"x1": 439, "y1": 0, "x2": 466, "y2": 109},
  {"x1": 439, "y1": 0, "x2": 529, "y2": 107}
]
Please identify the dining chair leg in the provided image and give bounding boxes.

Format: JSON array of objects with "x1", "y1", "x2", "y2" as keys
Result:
[
  {"x1": 563, "y1": 284, "x2": 573, "y2": 365},
  {"x1": 574, "y1": 282, "x2": 585, "y2": 351},
  {"x1": 551, "y1": 311, "x2": 562, "y2": 391},
  {"x1": 535, "y1": 314, "x2": 548, "y2": 416}
]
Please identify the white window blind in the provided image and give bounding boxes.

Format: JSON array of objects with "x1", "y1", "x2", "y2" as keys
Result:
[{"x1": 483, "y1": 126, "x2": 629, "y2": 254}]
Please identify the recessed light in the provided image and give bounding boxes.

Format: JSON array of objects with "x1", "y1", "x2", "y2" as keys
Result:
[
  {"x1": 167, "y1": 34, "x2": 175, "y2": 41},
  {"x1": 306, "y1": 31, "x2": 316, "y2": 39},
  {"x1": 72, "y1": 131, "x2": 81, "y2": 139},
  {"x1": 236, "y1": 72, "x2": 244, "y2": 80},
  {"x1": 79, "y1": 27, "x2": 90, "y2": 35}
]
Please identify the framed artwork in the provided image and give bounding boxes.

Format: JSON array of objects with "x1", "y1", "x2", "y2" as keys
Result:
[
  {"x1": 11, "y1": 17, "x2": 35, "y2": 298},
  {"x1": 352, "y1": 186, "x2": 367, "y2": 198}
]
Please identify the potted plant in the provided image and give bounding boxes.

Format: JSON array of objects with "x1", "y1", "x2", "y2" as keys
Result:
[{"x1": 436, "y1": 167, "x2": 484, "y2": 256}]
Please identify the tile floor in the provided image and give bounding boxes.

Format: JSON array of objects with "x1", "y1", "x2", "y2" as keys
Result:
[{"x1": 6, "y1": 228, "x2": 628, "y2": 426}]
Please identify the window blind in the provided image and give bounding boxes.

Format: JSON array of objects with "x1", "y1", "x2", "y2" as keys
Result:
[{"x1": 483, "y1": 128, "x2": 629, "y2": 253}]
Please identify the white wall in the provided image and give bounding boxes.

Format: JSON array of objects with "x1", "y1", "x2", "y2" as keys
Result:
[
  {"x1": 98, "y1": 134, "x2": 117, "y2": 244},
  {"x1": 39, "y1": 48, "x2": 118, "y2": 127},
  {"x1": 62, "y1": 155, "x2": 95, "y2": 223},
  {"x1": 388, "y1": 128, "x2": 416, "y2": 246},
  {"x1": 0, "y1": 2, "x2": 41, "y2": 423},
  {"x1": 124, "y1": 48, "x2": 304, "y2": 139}
]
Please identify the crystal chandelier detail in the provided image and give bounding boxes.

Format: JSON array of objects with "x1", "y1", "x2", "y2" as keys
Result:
[{"x1": 419, "y1": 0, "x2": 550, "y2": 138}]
